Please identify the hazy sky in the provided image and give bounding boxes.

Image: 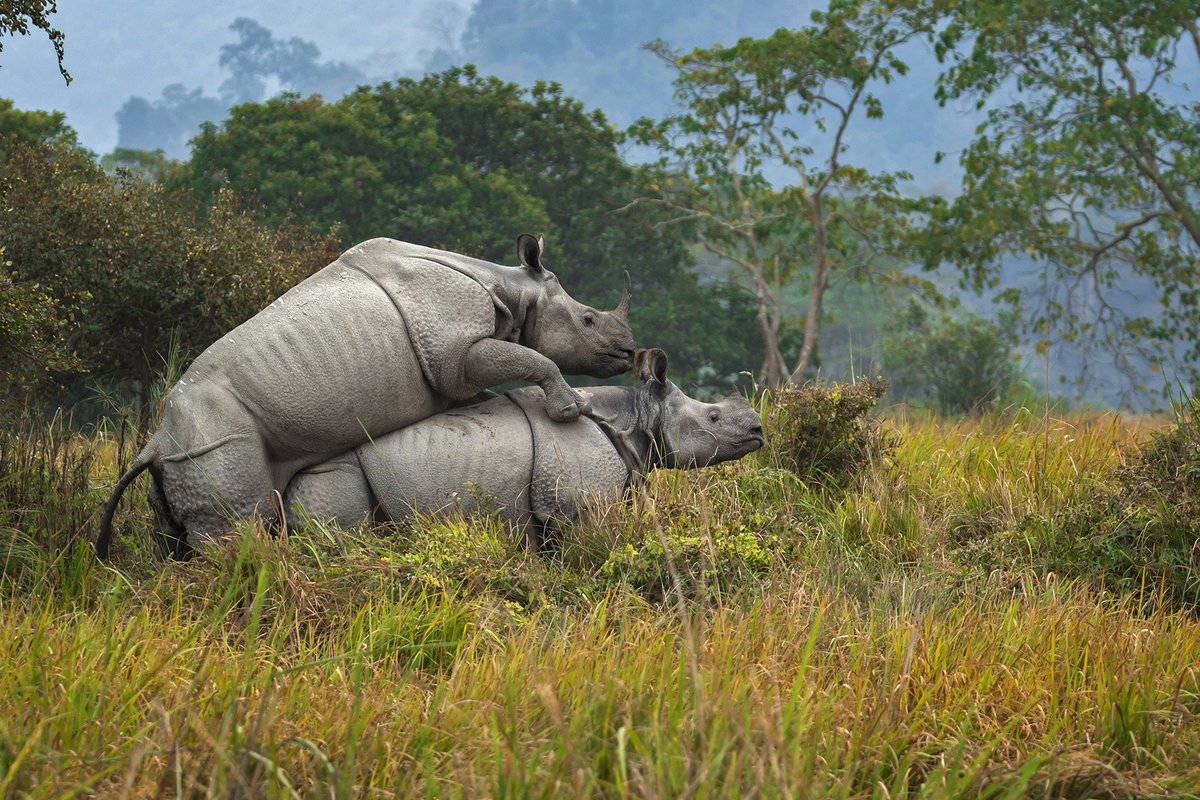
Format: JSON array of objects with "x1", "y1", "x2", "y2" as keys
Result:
[
  {"x1": 0, "y1": 1, "x2": 980, "y2": 194},
  {"x1": 1, "y1": 1, "x2": 468, "y2": 154}
]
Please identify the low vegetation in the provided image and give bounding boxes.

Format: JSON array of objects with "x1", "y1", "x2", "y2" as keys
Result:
[{"x1": 3, "y1": 385, "x2": 1200, "y2": 796}]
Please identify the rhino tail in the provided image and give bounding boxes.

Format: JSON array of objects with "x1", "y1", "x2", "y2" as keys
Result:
[{"x1": 96, "y1": 443, "x2": 159, "y2": 560}]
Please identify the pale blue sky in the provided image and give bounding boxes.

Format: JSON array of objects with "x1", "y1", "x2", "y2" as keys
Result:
[{"x1": 1, "y1": 1, "x2": 467, "y2": 153}]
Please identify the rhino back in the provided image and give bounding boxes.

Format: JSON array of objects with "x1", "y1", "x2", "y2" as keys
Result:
[
  {"x1": 357, "y1": 396, "x2": 536, "y2": 526},
  {"x1": 169, "y1": 245, "x2": 499, "y2": 459}
]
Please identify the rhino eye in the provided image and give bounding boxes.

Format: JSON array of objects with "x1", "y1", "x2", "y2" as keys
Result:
[
  {"x1": 583, "y1": 313, "x2": 595, "y2": 326},
  {"x1": 709, "y1": 410, "x2": 720, "y2": 422}
]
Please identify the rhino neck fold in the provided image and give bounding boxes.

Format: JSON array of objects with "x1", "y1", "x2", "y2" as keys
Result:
[
  {"x1": 633, "y1": 391, "x2": 668, "y2": 473},
  {"x1": 587, "y1": 388, "x2": 662, "y2": 480},
  {"x1": 515, "y1": 297, "x2": 538, "y2": 347}
]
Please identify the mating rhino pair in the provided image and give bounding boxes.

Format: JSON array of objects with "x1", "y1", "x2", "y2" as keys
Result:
[
  {"x1": 284, "y1": 348, "x2": 763, "y2": 538},
  {"x1": 97, "y1": 235, "x2": 761, "y2": 557}
]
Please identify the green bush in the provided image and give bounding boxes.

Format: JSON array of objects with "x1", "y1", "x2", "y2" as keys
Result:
[
  {"x1": 1055, "y1": 397, "x2": 1200, "y2": 609},
  {"x1": 882, "y1": 300, "x2": 1021, "y2": 415},
  {"x1": 1, "y1": 138, "x2": 342, "y2": 425},
  {"x1": 759, "y1": 377, "x2": 893, "y2": 487}
]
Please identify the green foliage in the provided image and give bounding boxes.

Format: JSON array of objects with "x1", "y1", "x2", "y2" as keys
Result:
[
  {"x1": 181, "y1": 85, "x2": 546, "y2": 255},
  {"x1": 882, "y1": 300, "x2": 1022, "y2": 415},
  {"x1": 0, "y1": 139, "x2": 342, "y2": 422},
  {"x1": 177, "y1": 66, "x2": 760, "y2": 386},
  {"x1": 920, "y1": 0, "x2": 1200, "y2": 397},
  {"x1": 630, "y1": 1, "x2": 935, "y2": 387},
  {"x1": 1054, "y1": 398, "x2": 1200, "y2": 609},
  {"x1": 0, "y1": 0, "x2": 70, "y2": 83},
  {"x1": 0, "y1": 97, "x2": 78, "y2": 154},
  {"x1": 0, "y1": 248, "x2": 80, "y2": 410},
  {"x1": 99, "y1": 146, "x2": 177, "y2": 182},
  {"x1": 759, "y1": 377, "x2": 892, "y2": 487}
]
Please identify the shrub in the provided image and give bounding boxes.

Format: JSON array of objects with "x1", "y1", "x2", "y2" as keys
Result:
[
  {"x1": 882, "y1": 300, "x2": 1021, "y2": 415},
  {"x1": 0, "y1": 139, "x2": 342, "y2": 428},
  {"x1": 759, "y1": 377, "x2": 893, "y2": 487},
  {"x1": 1055, "y1": 397, "x2": 1200, "y2": 609}
]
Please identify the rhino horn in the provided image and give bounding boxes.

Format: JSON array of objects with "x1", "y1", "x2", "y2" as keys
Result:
[{"x1": 613, "y1": 270, "x2": 631, "y2": 319}]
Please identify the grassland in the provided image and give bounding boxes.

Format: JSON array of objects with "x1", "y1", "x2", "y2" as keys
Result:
[{"x1": 2, "y1": 390, "x2": 1200, "y2": 798}]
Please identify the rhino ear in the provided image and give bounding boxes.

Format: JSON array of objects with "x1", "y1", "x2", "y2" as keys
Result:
[
  {"x1": 638, "y1": 348, "x2": 669, "y2": 385},
  {"x1": 517, "y1": 233, "x2": 546, "y2": 274},
  {"x1": 633, "y1": 348, "x2": 650, "y2": 381}
]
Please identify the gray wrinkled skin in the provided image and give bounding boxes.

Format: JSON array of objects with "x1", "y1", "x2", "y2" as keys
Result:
[
  {"x1": 284, "y1": 348, "x2": 764, "y2": 535},
  {"x1": 98, "y1": 234, "x2": 635, "y2": 557}
]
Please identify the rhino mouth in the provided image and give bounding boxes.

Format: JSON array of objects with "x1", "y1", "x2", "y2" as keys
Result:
[
  {"x1": 605, "y1": 348, "x2": 635, "y2": 367},
  {"x1": 737, "y1": 435, "x2": 765, "y2": 451}
]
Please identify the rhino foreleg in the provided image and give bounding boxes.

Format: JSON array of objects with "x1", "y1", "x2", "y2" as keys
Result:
[{"x1": 463, "y1": 339, "x2": 591, "y2": 421}]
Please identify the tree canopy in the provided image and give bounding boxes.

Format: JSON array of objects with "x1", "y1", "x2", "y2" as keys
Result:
[
  {"x1": 176, "y1": 67, "x2": 762, "y2": 390},
  {"x1": 0, "y1": 96, "x2": 77, "y2": 153},
  {"x1": 630, "y1": 0, "x2": 932, "y2": 387},
  {"x1": 920, "y1": 0, "x2": 1200, "y2": 399},
  {"x1": 0, "y1": 0, "x2": 69, "y2": 83}
]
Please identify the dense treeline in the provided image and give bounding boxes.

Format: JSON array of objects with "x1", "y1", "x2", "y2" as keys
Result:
[{"x1": 0, "y1": 133, "x2": 341, "y2": 424}]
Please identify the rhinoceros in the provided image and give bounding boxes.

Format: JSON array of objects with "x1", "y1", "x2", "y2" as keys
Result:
[
  {"x1": 282, "y1": 348, "x2": 764, "y2": 539},
  {"x1": 97, "y1": 234, "x2": 635, "y2": 558}
]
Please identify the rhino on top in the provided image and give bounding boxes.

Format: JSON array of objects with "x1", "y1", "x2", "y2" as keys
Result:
[
  {"x1": 98, "y1": 234, "x2": 635, "y2": 557},
  {"x1": 284, "y1": 348, "x2": 765, "y2": 542}
]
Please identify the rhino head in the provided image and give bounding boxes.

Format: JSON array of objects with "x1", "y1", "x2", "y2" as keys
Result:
[
  {"x1": 517, "y1": 234, "x2": 635, "y2": 378},
  {"x1": 634, "y1": 348, "x2": 764, "y2": 468}
]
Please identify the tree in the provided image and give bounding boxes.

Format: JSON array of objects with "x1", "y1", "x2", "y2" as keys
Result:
[
  {"x1": 114, "y1": 86, "x2": 227, "y2": 159},
  {"x1": 881, "y1": 300, "x2": 1021, "y2": 415},
  {"x1": 629, "y1": 0, "x2": 934, "y2": 388},
  {"x1": 0, "y1": 139, "x2": 341, "y2": 430},
  {"x1": 99, "y1": 147, "x2": 177, "y2": 182},
  {"x1": 114, "y1": 19, "x2": 368, "y2": 159},
  {"x1": 218, "y1": 17, "x2": 366, "y2": 105},
  {"x1": 177, "y1": 67, "x2": 762, "y2": 388},
  {"x1": 921, "y1": 0, "x2": 1200, "y2": 399},
  {"x1": 0, "y1": 0, "x2": 70, "y2": 84},
  {"x1": 179, "y1": 85, "x2": 548, "y2": 259},
  {"x1": 0, "y1": 96, "x2": 78, "y2": 153}
]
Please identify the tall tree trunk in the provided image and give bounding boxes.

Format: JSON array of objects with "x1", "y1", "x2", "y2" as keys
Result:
[
  {"x1": 754, "y1": 282, "x2": 783, "y2": 388},
  {"x1": 790, "y1": 198, "x2": 828, "y2": 384},
  {"x1": 751, "y1": 268, "x2": 788, "y2": 388}
]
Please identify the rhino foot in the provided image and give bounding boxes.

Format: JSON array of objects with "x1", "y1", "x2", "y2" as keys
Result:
[
  {"x1": 547, "y1": 401, "x2": 581, "y2": 422},
  {"x1": 544, "y1": 388, "x2": 591, "y2": 422}
]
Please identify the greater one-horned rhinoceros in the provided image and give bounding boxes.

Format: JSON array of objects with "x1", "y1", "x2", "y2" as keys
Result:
[
  {"x1": 282, "y1": 348, "x2": 764, "y2": 539},
  {"x1": 97, "y1": 234, "x2": 635, "y2": 558}
]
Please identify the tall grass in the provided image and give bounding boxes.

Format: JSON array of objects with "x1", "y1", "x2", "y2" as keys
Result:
[{"x1": 2, "y1": 391, "x2": 1199, "y2": 797}]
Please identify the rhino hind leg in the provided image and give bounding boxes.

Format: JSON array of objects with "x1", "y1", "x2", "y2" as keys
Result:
[
  {"x1": 147, "y1": 466, "x2": 189, "y2": 560},
  {"x1": 284, "y1": 453, "x2": 376, "y2": 530},
  {"x1": 157, "y1": 431, "x2": 281, "y2": 550}
]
